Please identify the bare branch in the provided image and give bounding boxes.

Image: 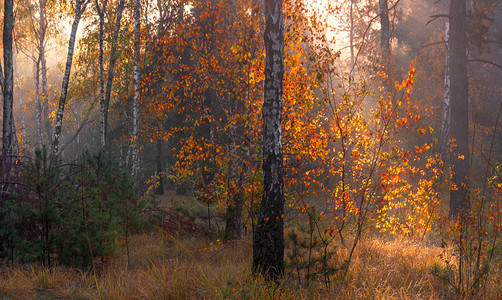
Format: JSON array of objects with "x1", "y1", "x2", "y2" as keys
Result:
[
  {"x1": 422, "y1": 40, "x2": 446, "y2": 49},
  {"x1": 59, "y1": 96, "x2": 99, "y2": 154},
  {"x1": 349, "y1": 0, "x2": 402, "y2": 77},
  {"x1": 468, "y1": 58, "x2": 502, "y2": 69},
  {"x1": 427, "y1": 14, "x2": 450, "y2": 26}
]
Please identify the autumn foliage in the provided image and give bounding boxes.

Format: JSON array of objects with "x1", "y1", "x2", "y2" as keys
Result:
[{"x1": 1, "y1": 0, "x2": 502, "y2": 297}]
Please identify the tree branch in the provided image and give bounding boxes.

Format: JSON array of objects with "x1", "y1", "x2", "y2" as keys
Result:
[
  {"x1": 426, "y1": 14, "x2": 450, "y2": 26},
  {"x1": 349, "y1": 0, "x2": 402, "y2": 77},
  {"x1": 422, "y1": 40, "x2": 446, "y2": 49},
  {"x1": 59, "y1": 96, "x2": 98, "y2": 154},
  {"x1": 468, "y1": 58, "x2": 502, "y2": 69}
]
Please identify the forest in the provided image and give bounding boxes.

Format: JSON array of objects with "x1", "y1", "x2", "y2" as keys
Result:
[{"x1": 0, "y1": 0, "x2": 501, "y2": 298}]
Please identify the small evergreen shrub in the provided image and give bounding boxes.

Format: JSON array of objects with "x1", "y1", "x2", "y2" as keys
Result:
[{"x1": 0, "y1": 149, "x2": 151, "y2": 269}]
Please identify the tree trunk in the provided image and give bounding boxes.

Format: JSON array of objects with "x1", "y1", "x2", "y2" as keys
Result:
[
  {"x1": 379, "y1": 0, "x2": 392, "y2": 96},
  {"x1": 225, "y1": 188, "x2": 243, "y2": 239},
  {"x1": 448, "y1": 0, "x2": 469, "y2": 216},
  {"x1": 3, "y1": 0, "x2": 14, "y2": 160},
  {"x1": 101, "y1": 0, "x2": 125, "y2": 148},
  {"x1": 440, "y1": 21, "x2": 451, "y2": 157},
  {"x1": 96, "y1": 0, "x2": 108, "y2": 148},
  {"x1": 40, "y1": 0, "x2": 51, "y2": 146},
  {"x1": 35, "y1": 59, "x2": 44, "y2": 146},
  {"x1": 18, "y1": 86, "x2": 26, "y2": 148},
  {"x1": 52, "y1": 0, "x2": 89, "y2": 157},
  {"x1": 156, "y1": 138, "x2": 164, "y2": 195},
  {"x1": 224, "y1": 137, "x2": 244, "y2": 240},
  {"x1": 349, "y1": 0, "x2": 354, "y2": 67},
  {"x1": 252, "y1": 0, "x2": 285, "y2": 279},
  {"x1": 131, "y1": 0, "x2": 141, "y2": 187}
]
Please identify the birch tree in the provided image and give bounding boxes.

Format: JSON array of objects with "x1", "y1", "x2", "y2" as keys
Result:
[
  {"x1": 439, "y1": 21, "x2": 451, "y2": 158},
  {"x1": 96, "y1": 0, "x2": 109, "y2": 147},
  {"x1": 252, "y1": 0, "x2": 285, "y2": 278},
  {"x1": 131, "y1": 0, "x2": 141, "y2": 186},
  {"x1": 99, "y1": 0, "x2": 126, "y2": 149},
  {"x1": 52, "y1": 0, "x2": 90, "y2": 157},
  {"x1": 17, "y1": 0, "x2": 53, "y2": 147}
]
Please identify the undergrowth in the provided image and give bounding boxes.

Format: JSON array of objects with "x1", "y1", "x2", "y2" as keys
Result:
[{"x1": 2, "y1": 230, "x2": 501, "y2": 299}]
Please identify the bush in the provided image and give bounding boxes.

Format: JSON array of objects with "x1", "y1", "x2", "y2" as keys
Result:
[{"x1": 0, "y1": 149, "x2": 149, "y2": 269}]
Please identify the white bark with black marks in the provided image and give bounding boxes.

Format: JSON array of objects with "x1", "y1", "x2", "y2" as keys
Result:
[
  {"x1": 96, "y1": 0, "x2": 109, "y2": 148},
  {"x1": 100, "y1": 0, "x2": 125, "y2": 148},
  {"x1": 131, "y1": 0, "x2": 141, "y2": 185},
  {"x1": 252, "y1": 0, "x2": 285, "y2": 279},
  {"x1": 52, "y1": 0, "x2": 89, "y2": 157},
  {"x1": 35, "y1": 60, "x2": 44, "y2": 146},
  {"x1": 440, "y1": 21, "x2": 451, "y2": 157},
  {"x1": 39, "y1": 0, "x2": 51, "y2": 145}
]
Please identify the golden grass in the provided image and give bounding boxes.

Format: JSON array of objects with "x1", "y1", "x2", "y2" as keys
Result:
[{"x1": 1, "y1": 231, "x2": 501, "y2": 299}]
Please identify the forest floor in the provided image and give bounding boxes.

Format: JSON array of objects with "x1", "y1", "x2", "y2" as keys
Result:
[
  {"x1": 1, "y1": 192, "x2": 502, "y2": 299},
  {"x1": 1, "y1": 229, "x2": 493, "y2": 299}
]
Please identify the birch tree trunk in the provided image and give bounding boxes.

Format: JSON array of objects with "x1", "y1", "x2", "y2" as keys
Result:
[
  {"x1": 27, "y1": 0, "x2": 49, "y2": 147},
  {"x1": 252, "y1": 0, "x2": 285, "y2": 279},
  {"x1": 100, "y1": 0, "x2": 125, "y2": 148},
  {"x1": 40, "y1": 0, "x2": 51, "y2": 146},
  {"x1": 96, "y1": 0, "x2": 108, "y2": 148},
  {"x1": 131, "y1": 0, "x2": 141, "y2": 186},
  {"x1": 3, "y1": 0, "x2": 14, "y2": 161},
  {"x1": 35, "y1": 60, "x2": 45, "y2": 146},
  {"x1": 52, "y1": 0, "x2": 89, "y2": 157},
  {"x1": 448, "y1": 0, "x2": 469, "y2": 216},
  {"x1": 440, "y1": 21, "x2": 451, "y2": 157}
]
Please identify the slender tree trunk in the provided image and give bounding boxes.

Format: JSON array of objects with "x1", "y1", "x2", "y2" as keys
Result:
[
  {"x1": 131, "y1": 0, "x2": 141, "y2": 187},
  {"x1": 18, "y1": 86, "x2": 26, "y2": 148},
  {"x1": 96, "y1": 0, "x2": 108, "y2": 148},
  {"x1": 52, "y1": 0, "x2": 89, "y2": 157},
  {"x1": 440, "y1": 21, "x2": 451, "y2": 157},
  {"x1": 41, "y1": 54, "x2": 50, "y2": 146},
  {"x1": 34, "y1": 60, "x2": 44, "y2": 146},
  {"x1": 350, "y1": 0, "x2": 354, "y2": 67},
  {"x1": 40, "y1": 0, "x2": 50, "y2": 146},
  {"x1": 3, "y1": 0, "x2": 14, "y2": 161},
  {"x1": 224, "y1": 136, "x2": 244, "y2": 240},
  {"x1": 379, "y1": 0, "x2": 390, "y2": 62},
  {"x1": 225, "y1": 188, "x2": 244, "y2": 239},
  {"x1": 131, "y1": 0, "x2": 141, "y2": 186},
  {"x1": 225, "y1": 162, "x2": 246, "y2": 240},
  {"x1": 252, "y1": 0, "x2": 285, "y2": 279},
  {"x1": 156, "y1": 139, "x2": 164, "y2": 195},
  {"x1": 448, "y1": 0, "x2": 469, "y2": 216},
  {"x1": 101, "y1": 0, "x2": 126, "y2": 148},
  {"x1": 379, "y1": 0, "x2": 392, "y2": 96},
  {"x1": 379, "y1": 0, "x2": 396, "y2": 108}
]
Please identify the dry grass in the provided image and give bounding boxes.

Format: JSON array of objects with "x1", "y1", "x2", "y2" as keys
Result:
[{"x1": 1, "y1": 230, "x2": 501, "y2": 299}]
